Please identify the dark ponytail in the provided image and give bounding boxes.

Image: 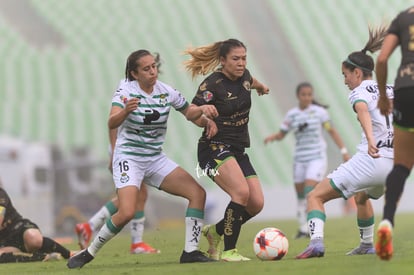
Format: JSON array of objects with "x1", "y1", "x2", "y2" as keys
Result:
[
  {"x1": 342, "y1": 24, "x2": 388, "y2": 77},
  {"x1": 296, "y1": 82, "x2": 328, "y2": 109}
]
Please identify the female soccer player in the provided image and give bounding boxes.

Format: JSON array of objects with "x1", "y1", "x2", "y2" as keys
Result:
[
  {"x1": 76, "y1": 55, "x2": 165, "y2": 255},
  {"x1": 296, "y1": 25, "x2": 394, "y2": 259},
  {"x1": 183, "y1": 38, "x2": 269, "y2": 261},
  {"x1": 264, "y1": 82, "x2": 350, "y2": 239},
  {"x1": 375, "y1": 6, "x2": 414, "y2": 261},
  {"x1": 67, "y1": 49, "x2": 218, "y2": 268}
]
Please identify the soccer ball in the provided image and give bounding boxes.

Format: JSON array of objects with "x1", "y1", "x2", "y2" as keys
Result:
[{"x1": 253, "y1": 227, "x2": 289, "y2": 260}]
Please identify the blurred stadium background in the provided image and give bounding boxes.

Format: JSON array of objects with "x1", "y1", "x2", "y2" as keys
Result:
[{"x1": 0, "y1": 0, "x2": 412, "y2": 236}]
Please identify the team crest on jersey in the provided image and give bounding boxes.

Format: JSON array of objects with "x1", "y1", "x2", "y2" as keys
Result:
[
  {"x1": 120, "y1": 172, "x2": 130, "y2": 184},
  {"x1": 243, "y1": 81, "x2": 251, "y2": 91},
  {"x1": 159, "y1": 94, "x2": 168, "y2": 106},
  {"x1": 199, "y1": 82, "x2": 207, "y2": 91},
  {"x1": 203, "y1": 91, "x2": 213, "y2": 102}
]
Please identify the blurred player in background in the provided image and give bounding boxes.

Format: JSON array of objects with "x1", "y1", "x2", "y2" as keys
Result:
[
  {"x1": 74, "y1": 128, "x2": 159, "y2": 255},
  {"x1": 183, "y1": 38, "x2": 269, "y2": 262},
  {"x1": 264, "y1": 81, "x2": 350, "y2": 239},
  {"x1": 0, "y1": 184, "x2": 73, "y2": 263},
  {"x1": 67, "y1": 49, "x2": 218, "y2": 269},
  {"x1": 375, "y1": 6, "x2": 414, "y2": 261},
  {"x1": 296, "y1": 25, "x2": 394, "y2": 259}
]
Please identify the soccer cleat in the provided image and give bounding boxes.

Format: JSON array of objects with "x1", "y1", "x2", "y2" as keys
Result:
[
  {"x1": 75, "y1": 223, "x2": 93, "y2": 250},
  {"x1": 346, "y1": 243, "x2": 375, "y2": 255},
  {"x1": 130, "y1": 242, "x2": 160, "y2": 254},
  {"x1": 376, "y1": 219, "x2": 393, "y2": 260},
  {"x1": 296, "y1": 239, "x2": 325, "y2": 259},
  {"x1": 179, "y1": 250, "x2": 216, "y2": 263},
  {"x1": 202, "y1": 224, "x2": 222, "y2": 260},
  {"x1": 67, "y1": 249, "x2": 94, "y2": 269},
  {"x1": 294, "y1": 230, "x2": 309, "y2": 239},
  {"x1": 221, "y1": 249, "x2": 250, "y2": 262}
]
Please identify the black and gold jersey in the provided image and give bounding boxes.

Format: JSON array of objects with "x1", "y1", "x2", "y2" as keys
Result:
[
  {"x1": 389, "y1": 7, "x2": 414, "y2": 90},
  {"x1": 192, "y1": 69, "x2": 253, "y2": 149},
  {"x1": 0, "y1": 187, "x2": 23, "y2": 239}
]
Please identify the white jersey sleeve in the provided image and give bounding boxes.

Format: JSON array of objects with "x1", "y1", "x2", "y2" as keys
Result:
[
  {"x1": 157, "y1": 81, "x2": 189, "y2": 111},
  {"x1": 111, "y1": 80, "x2": 129, "y2": 108},
  {"x1": 348, "y1": 80, "x2": 394, "y2": 158},
  {"x1": 280, "y1": 108, "x2": 296, "y2": 133}
]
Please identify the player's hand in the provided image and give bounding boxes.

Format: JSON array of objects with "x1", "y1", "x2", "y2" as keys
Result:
[
  {"x1": 342, "y1": 153, "x2": 351, "y2": 162},
  {"x1": 377, "y1": 96, "x2": 391, "y2": 116},
  {"x1": 205, "y1": 119, "x2": 218, "y2": 139},
  {"x1": 125, "y1": 97, "x2": 140, "y2": 113},
  {"x1": 264, "y1": 134, "x2": 277, "y2": 144},
  {"x1": 108, "y1": 157, "x2": 114, "y2": 175},
  {"x1": 367, "y1": 142, "x2": 380, "y2": 158},
  {"x1": 256, "y1": 85, "x2": 270, "y2": 96},
  {"x1": 201, "y1": 105, "x2": 218, "y2": 119}
]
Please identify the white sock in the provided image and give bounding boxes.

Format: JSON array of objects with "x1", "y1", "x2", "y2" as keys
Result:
[
  {"x1": 308, "y1": 217, "x2": 324, "y2": 240},
  {"x1": 297, "y1": 198, "x2": 307, "y2": 233},
  {"x1": 184, "y1": 216, "x2": 203, "y2": 253},
  {"x1": 89, "y1": 206, "x2": 111, "y2": 232},
  {"x1": 360, "y1": 224, "x2": 374, "y2": 244},
  {"x1": 87, "y1": 222, "x2": 117, "y2": 256},
  {"x1": 130, "y1": 217, "x2": 145, "y2": 244}
]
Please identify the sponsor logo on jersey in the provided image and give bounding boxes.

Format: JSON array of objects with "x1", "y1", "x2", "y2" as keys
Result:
[{"x1": 225, "y1": 91, "x2": 237, "y2": 101}]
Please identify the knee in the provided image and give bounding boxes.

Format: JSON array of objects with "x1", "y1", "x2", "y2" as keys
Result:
[
  {"x1": 257, "y1": 199, "x2": 264, "y2": 212},
  {"x1": 230, "y1": 187, "x2": 250, "y2": 205},
  {"x1": 190, "y1": 185, "x2": 206, "y2": 204},
  {"x1": 306, "y1": 189, "x2": 317, "y2": 202},
  {"x1": 354, "y1": 193, "x2": 368, "y2": 206},
  {"x1": 137, "y1": 186, "x2": 148, "y2": 202},
  {"x1": 248, "y1": 199, "x2": 264, "y2": 216},
  {"x1": 117, "y1": 206, "x2": 136, "y2": 222},
  {"x1": 24, "y1": 230, "x2": 43, "y2": 252}
]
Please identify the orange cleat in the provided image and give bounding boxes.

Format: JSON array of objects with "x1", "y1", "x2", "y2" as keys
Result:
[
  {"x1": 75, "y1": 223, "x2": 92, "y2": 250},
  {"x1": 130, "y1": 242, "x2": 160, "y2": 254},
  {"x1": 376, "y1": 220, "x2": 393, "y2": 260}
]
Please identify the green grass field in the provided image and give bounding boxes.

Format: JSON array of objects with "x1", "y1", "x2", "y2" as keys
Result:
[{"x1": 2, "y1": 213, "x2": 414, "y2": 275}]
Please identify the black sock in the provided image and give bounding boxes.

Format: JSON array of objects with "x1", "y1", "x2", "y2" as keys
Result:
[
  {"x1": 0, "y1": 252, "x2": 46, "y2": 263},
  {"x1": 40, "y1": 237, "x2": 71, "y2": 259},
  {"x1": 215, "y1": 219, "x2": 224, "y2": 236},
  {"x1": 215, "y1": 209, "x2": 252, "y2": 236},
  {"x1": 383, "y1": 164, "x2": 411, "y2": 226},
  {"x1": 222, "y1": 201, "x2": 245, "y2": 251},
  {"x1": 241, "y1": 210, "x2": 253, "y2": 224}
]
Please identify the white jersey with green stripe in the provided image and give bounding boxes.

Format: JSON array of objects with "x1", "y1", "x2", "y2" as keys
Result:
[
  {"x1": 112, "y1": 79, "x2": 189, "y2": 157},
  {"x1": 348, "y1": 80, "x2": 394, "y2": 159},
  {"x1": 280, "y1": 104, "x2": 329, "y2": 162}
]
